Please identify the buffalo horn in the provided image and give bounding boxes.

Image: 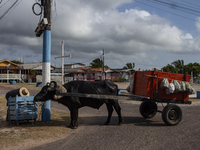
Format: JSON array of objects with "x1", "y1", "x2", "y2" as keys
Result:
[{"x1": 50, "y1": 81, "x2": 57, "y2": 89}]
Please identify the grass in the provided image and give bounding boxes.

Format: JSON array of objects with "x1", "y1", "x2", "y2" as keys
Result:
[
  {"x1": 189, "y1": 97, "x2": 200, "y2": 102},
  {"x1": 0, "y1": 82, "x2": 42, "y2": 90},
  {"x1": 0, "y1": 83, "x2": 71, "y2": 148}
]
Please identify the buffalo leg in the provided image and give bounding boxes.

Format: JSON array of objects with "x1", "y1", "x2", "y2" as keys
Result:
[
  {"x1": 108, "y1": 100, "x2": 122, "y2": 125},
  {"x1": 104, "y1": 103, "x2": 113, "y2": 125},
  {"x1": 113, "y1": 102, "x2": 122, "y2": 125},
  {"x1": 68, "y1": 108, "x2": 78, "y2": 129}
]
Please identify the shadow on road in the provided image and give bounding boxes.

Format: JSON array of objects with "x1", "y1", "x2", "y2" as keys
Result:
[
  {"x1": 79, "y1": 116, "x2": 166, "y2": 127},
  {"x1": 2, "y1": 115, "x2": 166, "y2": 128}
]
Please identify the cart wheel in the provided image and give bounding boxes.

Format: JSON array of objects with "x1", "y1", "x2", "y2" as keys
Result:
[
  {"x1": 139, "y1": 101, "x2": 157, "y2": 118},
  {"x1": 162, "y1": 104, "x2": 182, "y2": 126}
]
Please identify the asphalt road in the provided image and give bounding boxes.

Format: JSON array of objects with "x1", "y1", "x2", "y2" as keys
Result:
[
  {"x1": 27, "y1": 100, "x2": 200, "y2": 150},
  {"x1": 1, "y1": 84, "x2": 200, "y2": 150}
]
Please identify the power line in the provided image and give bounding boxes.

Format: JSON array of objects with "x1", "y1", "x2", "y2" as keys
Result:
[
  {"x1": 0, "y1": 0, "x2": 22, "y2": 24},
  {"x1": 148, "y1": 0, "x2": 200, "y2": 16},
  {"x1": 152, "y1": 0, "x2": 200, "y2": 14},
  {"x1": 51, "y1": 0, "x2": 57, "y2": 23},
  {"x1": 135, "y1": 0, "x2": 199, "y2": 23},
  {"x1": 180, "y1": 0, "x2": 200, "y2": 8},
  {"x1": 168, "y1": 0, "x2": 200, "y2": 10},
  {"x1": 0, "y1": 0, "x2": 9, "y2": 8}
]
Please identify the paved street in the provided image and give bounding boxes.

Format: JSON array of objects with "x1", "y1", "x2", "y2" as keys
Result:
[
  {"x1": 28, "y1": 100, "x2": 200, "y2": 150},
  {"x1": 1, "y1": 83, "x2": 200, "y2": 150}
]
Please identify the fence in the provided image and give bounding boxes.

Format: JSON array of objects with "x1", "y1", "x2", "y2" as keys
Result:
[
  {"x1": 0, "y1": 74, "x2": 23, "y2": 82},
  {"x1": 76, "y1": 77, "x2": 95, "y2": 82}
]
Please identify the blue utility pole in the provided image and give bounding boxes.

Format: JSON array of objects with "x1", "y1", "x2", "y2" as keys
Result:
[
  {"x1": 41, "y1": 0, "x2": 51, "y2": 122},
  {"x1": 42, "y1": 30, "x2": 51, "y2": 122}
]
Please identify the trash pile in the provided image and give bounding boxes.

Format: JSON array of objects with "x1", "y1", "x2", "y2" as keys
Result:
[{"x1": 160, "y1": 78, "x2": 195, "y2": 95}]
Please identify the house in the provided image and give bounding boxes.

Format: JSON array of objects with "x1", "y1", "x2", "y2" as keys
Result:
[
  {"x1": 64, "y1": 63, "x2": 85, "y2": 69},
  {"x1": 115, "y1": 68, "x2": 135, "y2": 82},
  {"x1": 63, "y1": 67, "x2": 120, "y2": 82},
  {"x1": 20, "y1": 62, "x2": 56, "y2": 82},
  {"x1": 0, "y1": 60, "x2": 22, "y2": 83}
]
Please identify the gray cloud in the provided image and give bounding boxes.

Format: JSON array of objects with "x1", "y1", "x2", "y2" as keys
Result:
[{"x1": 0, "y1": 0, "x2": 200, "y2": 69}]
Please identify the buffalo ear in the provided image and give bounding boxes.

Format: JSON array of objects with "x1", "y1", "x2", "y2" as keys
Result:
[
  {"x1": 46, "y1": 82, "x2": 50, "y2": 86},
  {"x1": 53, "y1": 85, "x2": 67, "y2": 100}
]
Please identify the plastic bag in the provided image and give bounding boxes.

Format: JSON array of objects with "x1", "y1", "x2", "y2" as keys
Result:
[
  {"x1": 185, "y1": 82, "x2": 195, "y2": 94},
  {"x1": 179, "y1": 81, "x2": 186, "y2": 92},
  {"x1": 165, "y1": 83, "x2": 175, "y2": 95},
  {"x1": 185, "y1": 82, "x2": 190, "y2": 90},
  {"x1": 160, "y1": 78, "x2": 169, "y2": 89},
  {"x1": 174, "y1": 80, "x2": 181, "y2": 93}
]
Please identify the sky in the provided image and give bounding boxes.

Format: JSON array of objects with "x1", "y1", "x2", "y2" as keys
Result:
[{"x1": 0, "y1": 0, "x2": 200, "y2": 70}]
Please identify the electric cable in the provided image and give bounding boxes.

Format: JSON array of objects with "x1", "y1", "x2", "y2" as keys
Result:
[
  {"x1": 151, "y1": 0, "x2": 200, "y2": 14},
  {"x1": 0, "y1": 0, "x2": 11, "y2": 9},
  {"x1": 0, "y1": 0, "x2": 19, "y2": 23},
  {"x1": 135, "y1": 0, "x2": 199, "y2": 23},
  {"x1": 32, "y1": 2, "x2": 42, "y2": 16},
  {"x1": 167, "y1": 0, "x2": 200, "y2": 10},
  {"x1": 181, "y1": 0, "x2": 200, "y2": 8},
  {"x1": 148, "y1": 0, "x2": 200, "y2": 16},
  {"x1": 51, "y1": 0, "x2": 57, "y2": 23}
]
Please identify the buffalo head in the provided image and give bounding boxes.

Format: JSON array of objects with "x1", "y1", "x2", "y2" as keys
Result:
[{"x1": 34, "y1": 81, "x2": 67, "y2": 102}]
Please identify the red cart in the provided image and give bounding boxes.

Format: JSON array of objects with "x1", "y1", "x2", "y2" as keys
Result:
[{"x1": 132, "y1": 68, "x2": 191, "y2": 126}]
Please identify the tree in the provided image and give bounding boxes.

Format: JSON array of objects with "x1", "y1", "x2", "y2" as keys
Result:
[
  {"x1": 171, "y1": 60, "x2": 184, "y2": 74},
  {"x1": 11, "y1": 60, "x2": 23, "y2": 64},
  {"x1": 184, "y1": 62, "x2": 200, "y2": 78},
  {"x1": 90, "y1": 58, "x2": 103, "y2": 68},
  {"x1": 123, "y1": 63, "x2": 135, "y2": 69},
  {"x1": 162, "y1": 64, "x2": 177, "y2": 73}
]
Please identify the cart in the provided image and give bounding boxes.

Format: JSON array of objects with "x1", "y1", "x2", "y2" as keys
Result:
[
  {"x1": 57, "y1": 69, "x2": 192, "y2": 126},
  {"x1": 8, "y1": 95, "x2": 37, "y2": 125},
  {"x1": 131, "y1": 68, "x2": 191, "y2": 126}
]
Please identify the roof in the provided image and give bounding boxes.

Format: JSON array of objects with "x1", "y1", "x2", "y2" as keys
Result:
[
  {"x1": 20, "y1": 62, "x2": 55, "y2": 70},
  {"x1": 0, "y1": 60, "x2": 20, "y2": 69},
  {"x1": 20, "y1": 62, "x2": 42, "y2": 70},
  {"x1": 58, "y1": 67, "x2": 120, "y2": 74},
  {"x1": 88, "y1": 68, "x2": 120, "y2": 73},
  {"x1": 55, "y1": 67, "x2": 84, "y2": 73}
]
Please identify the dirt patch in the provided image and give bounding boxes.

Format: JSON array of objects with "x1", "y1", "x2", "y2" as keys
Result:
[
  {"x1": 0, "y1": 83, "x2": 72, "y2": 150},
  {"x1": 115, "y1": 82, "x2": 129, "y2": 89},
  {"x1": 0, "y1": 96, "x2": 72, "y2": 150}
]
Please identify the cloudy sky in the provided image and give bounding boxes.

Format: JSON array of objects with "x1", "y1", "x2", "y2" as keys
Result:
[{"x1": 0, "y1": 0, "x2": 200, "y2": 70}]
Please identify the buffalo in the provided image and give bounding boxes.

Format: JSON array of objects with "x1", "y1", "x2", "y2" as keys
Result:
[{"x1": 34, "y1": 80, "x2": 122, "y2": 129}]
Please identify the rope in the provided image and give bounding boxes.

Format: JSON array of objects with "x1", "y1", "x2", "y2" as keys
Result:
[
  {"x1": 32, "y1": 102, "x2": 44, "y2": 125},
  {"x1": 37, "y1": 102, "x2": 44, "y2": 122}
]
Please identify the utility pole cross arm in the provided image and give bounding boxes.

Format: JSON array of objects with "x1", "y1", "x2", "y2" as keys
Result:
[{"x1": 55, "y1": 54, "x2": 71, "y2": 59}]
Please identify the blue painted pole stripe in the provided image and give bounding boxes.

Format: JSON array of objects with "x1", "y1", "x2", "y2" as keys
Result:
[
  {"x1": 43, "y1": 30, "x2": 51, "y2": 63},
  {"x1": 42, "y1": 30, "x2": 51, "y2": 122}
]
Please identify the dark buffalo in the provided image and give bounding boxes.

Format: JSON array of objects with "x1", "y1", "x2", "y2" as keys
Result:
[{"x1": 34, "y1": 80, "x2": 122, "y2": 129}]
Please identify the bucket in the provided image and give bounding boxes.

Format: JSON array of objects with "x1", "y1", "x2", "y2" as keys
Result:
[
  {"x1": 10, "y1": 81, "x2": 16, "y2": 85},
  {"x1": 197, "y1": 91, "x2": 200, "y2": 99}
]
